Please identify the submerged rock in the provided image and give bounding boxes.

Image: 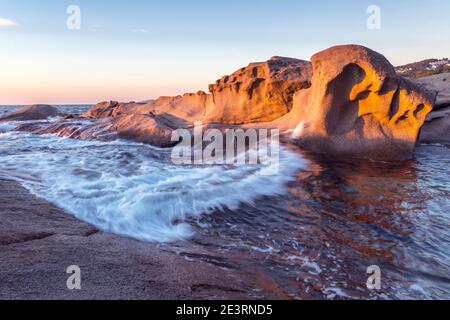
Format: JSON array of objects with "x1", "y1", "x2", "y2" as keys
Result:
[
  {"x1": 0, "y1": 104, "x2": 60, "y2": 122},
  {"x1": 283, "y1": 45, "x2": 435, "y2": 160}
]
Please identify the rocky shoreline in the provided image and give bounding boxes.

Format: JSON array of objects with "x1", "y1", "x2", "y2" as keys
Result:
[
  {"x1": 0, "y1": 179, "x2": 290, "y2": 300},
  {"x1": 2, "y1": 45, "x2": 448, "y2": 161},
  {"x1": 1, "y1": 44, "x2": 449, "y2": 300}
]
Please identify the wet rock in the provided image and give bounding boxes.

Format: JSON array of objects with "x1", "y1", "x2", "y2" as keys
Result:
[
  {"x1": 17, "y1": 113, "x2": 188, "y2": 148},
  {"x1": 0, "y1": 105, "x2": 60, "y2": 122},
  {"x1": 0, "y1": 180, "x2": 282, "y2": 300}
]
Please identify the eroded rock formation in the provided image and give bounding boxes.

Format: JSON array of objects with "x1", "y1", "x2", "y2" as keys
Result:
[
  {"x1": 206, "y1": 56, "x2": 312, "y2": 124},
  {"x1": 8, "y1": 46, "x2": 441, "y2": 160},
  {"x1": 281, "y1": 45, "x2": 435, "y2": 160},
  {"x1": 83, "y1": 57, "x2": 312, "y2": 126},
  {"x1": 73, "y1": 56, "x2": 312, "y2": 148}
]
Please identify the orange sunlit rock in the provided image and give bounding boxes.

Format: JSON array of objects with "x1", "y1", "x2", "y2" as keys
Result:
[
  {"x1": 206, "y1": 56, "x2": 312, "y2": 124},
  {"x1": 276, "y1": 45, "x2": 436, "y2": 160}
]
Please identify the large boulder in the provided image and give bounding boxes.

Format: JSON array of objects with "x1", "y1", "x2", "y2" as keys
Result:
[
  {"x1": 0, "y1": 104, "x2": 60, "y2": 122},
  {"x1": 285, "y1": 45, "x2": 435, "y2": 160},
  {"x1": 413, "y1": 73, "x2": 450, "y2": 109},
  {"x1": 206, "y1": 56, "x2": 312, "y2": 125}
]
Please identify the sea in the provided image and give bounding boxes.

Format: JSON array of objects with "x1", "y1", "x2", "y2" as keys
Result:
[{"x1": 0, "y1": 105, "x2": 449, "y2": 299}]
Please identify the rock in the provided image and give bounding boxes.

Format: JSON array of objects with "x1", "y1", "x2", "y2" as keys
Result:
[
  {"x1": 284, "y1": 45, "x2": 435, "y2": 160},
  {"x1": 83, "y1": 94, "x2": 211, "y2": 123},
  {"x1": 82, "y1": 101, "x2": 145, "y2": 119},
  {"x1": 413, "y1": 73, "x2": 450, "y2": 109},
  {"x1": 148, "y1": 93, "x2": 213, "y2": 121},
  {"x1": 32, "y1": 118, "x2": 117, "y2": 141},
  {"x1": 0, "y1": 104, "x2": 60, "y2": 122},
  {"x1": 0, "y1": 180, "x2": 97, "y2": 246},
  {"x1": 111, "y1": 113, "x2": 189, "y2": 147},
  {"x1": 420, "y1": 107, "x2": 450, "y2": 144},
  {"x1": 82, "y1": 57, "x2": 312, "y2": 126},
  {"x1": 53, "y1": 47, "x2": 439, "y2": 155},
  {"x1": 18, "y1": 113, "x2": 189, "y2": 148},
  {"x1": 14, "y1": 121, "x2": 53, "y2": 133},
  {"x1": 0, "y1": 179, "x2": 282, "y2": 300},
  {"x1": 206, "y1": 56, "x2": 312, "y2": 125},
  {"x1": 424, "y1": 106, "x2": 450, "y2": 121}
]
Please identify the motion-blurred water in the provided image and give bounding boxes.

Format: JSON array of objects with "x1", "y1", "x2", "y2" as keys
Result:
[{"x1": 0, "y1": 105, "x2": 449, "y2": 299}]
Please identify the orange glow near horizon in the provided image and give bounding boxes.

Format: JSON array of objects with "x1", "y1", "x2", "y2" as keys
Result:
[
  {"x1": 0, "y1": 47, "x2": 224, "y2": 105},
  {"x1": 0, "y1": 61, "x2": 211, "y2": 105},
  {"x1": 1, "y1": 0, "x2": 449, "y2": 105},
  {"x1": 0, "y1": 84, "x2": 204, "y2": 105}
]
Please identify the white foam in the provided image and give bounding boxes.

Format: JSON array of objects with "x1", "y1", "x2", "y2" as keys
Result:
[
  {"x1": 0, "y1": 122, "x2": 16, "y2": 132},
  {"x1": 0, "y1": 130, "x2": 307, "y2": 242},
  {"x1": 323, "y1": 287, "x2": 354, "y2": 300}
]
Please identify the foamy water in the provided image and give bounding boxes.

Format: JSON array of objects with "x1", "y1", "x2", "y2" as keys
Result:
[
  {"x1": 0, "y1": 127, "x2": 306, "y2": 242},
  {"x1": 1, "y1": 105, "x2": 449, "y2": 300}
]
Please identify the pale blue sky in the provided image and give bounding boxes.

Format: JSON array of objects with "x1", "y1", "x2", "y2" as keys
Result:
[{"x1": 0, "y1": 0, "x2": 449, "y2": 104}]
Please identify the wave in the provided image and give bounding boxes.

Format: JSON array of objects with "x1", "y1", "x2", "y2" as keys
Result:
[{"x1": 0, "y1": 129, "x2": 307, "y2": 242}]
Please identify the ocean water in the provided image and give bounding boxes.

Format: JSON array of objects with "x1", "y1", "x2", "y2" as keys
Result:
[{"x1": 0, "y1": 105, "x2": 449, "y2": 299}]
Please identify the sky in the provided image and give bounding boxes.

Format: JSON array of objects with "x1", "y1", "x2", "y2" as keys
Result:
[{"x1": 0, "y1": 0, "x2": 449, "y2": 104}]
